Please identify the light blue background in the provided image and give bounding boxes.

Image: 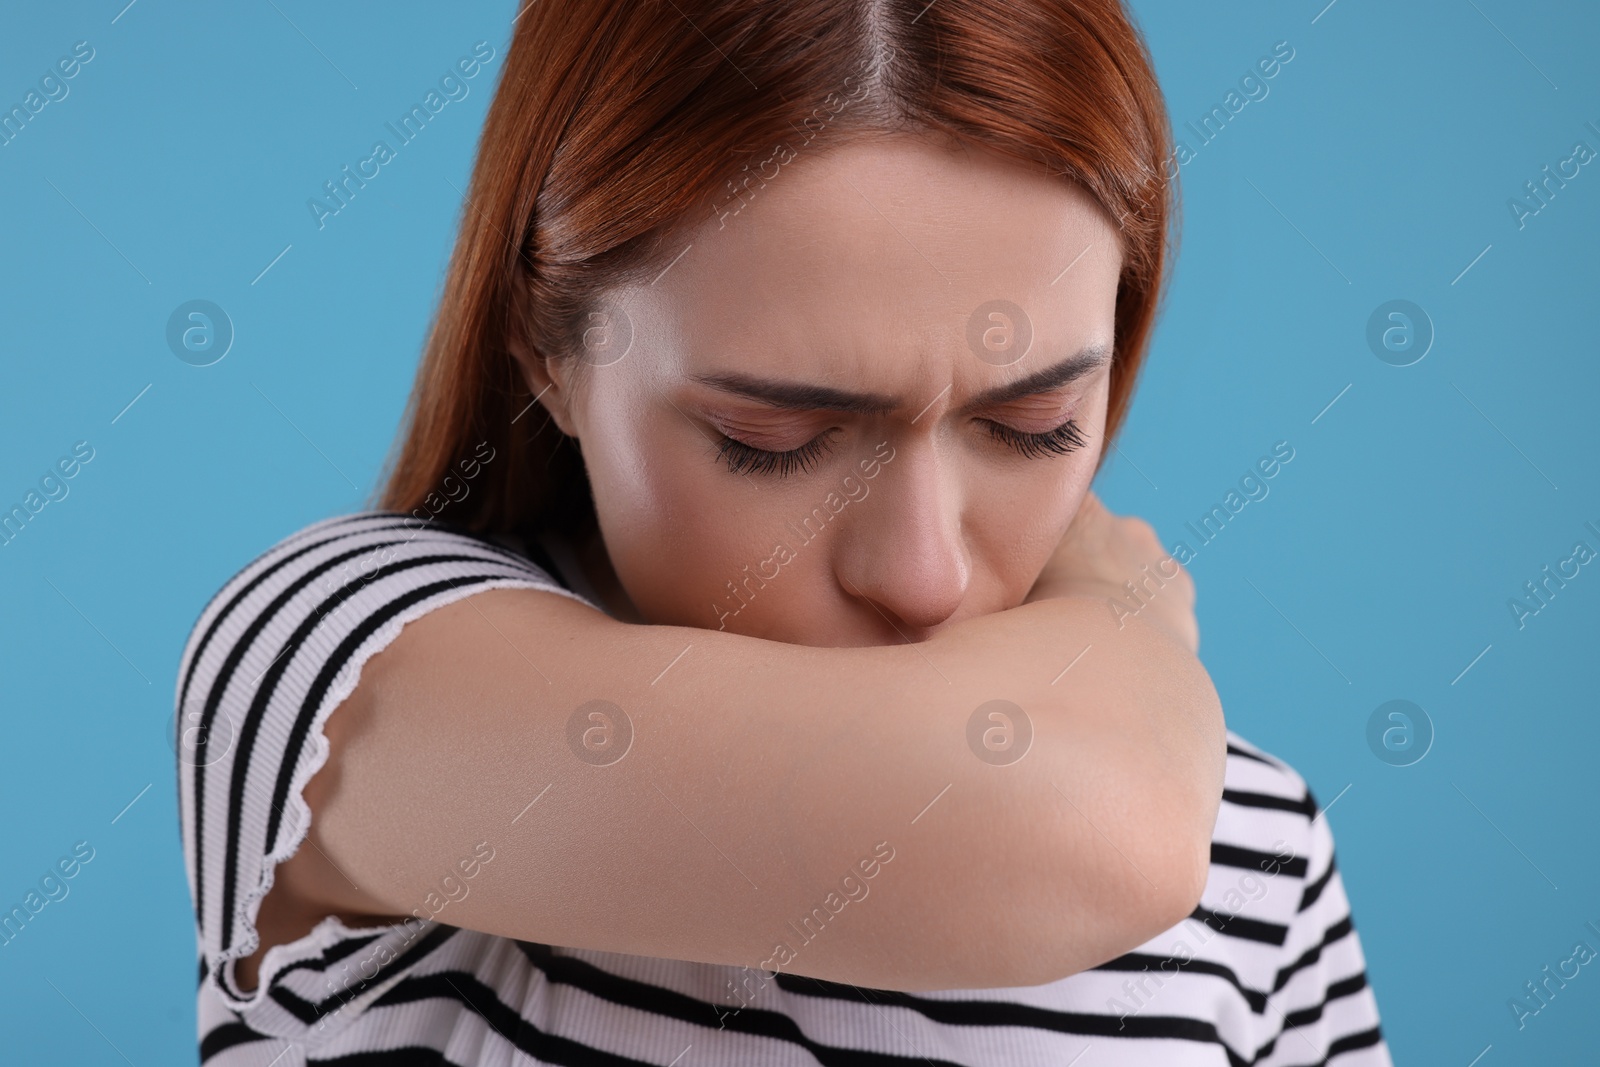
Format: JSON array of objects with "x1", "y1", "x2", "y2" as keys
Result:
[{"x1": 1, "y1": 1, "x2": 1596, "y2": 1062}]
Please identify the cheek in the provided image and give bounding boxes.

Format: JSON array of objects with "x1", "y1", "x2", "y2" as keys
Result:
[
  {"x1": 971, "y1": 457, "x2": 1095, "y2": 603},
  {"x1": 967, "y1": 401, "x2": 1106, "y2": 605},
  {"x1": 583, "y1": 401, "x2": 791, "y2": 629}
]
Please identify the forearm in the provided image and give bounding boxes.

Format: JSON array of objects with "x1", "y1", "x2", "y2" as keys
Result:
[{"x1": 313, "y1": 587, "x2": 1224, "y2": 991}]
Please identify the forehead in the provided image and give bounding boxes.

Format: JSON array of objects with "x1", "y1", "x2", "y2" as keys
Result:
[{"x1": 621, "y1": 134, "x2": 1123, "y2": 391}]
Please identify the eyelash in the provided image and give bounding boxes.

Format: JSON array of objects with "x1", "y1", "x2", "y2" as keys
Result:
[
  {"x1": 714, "y1": 428, "x2": 837, "y2": 477},
  {"x1": 982, "y1": 417, "x2": 1089, "y2": 459},
  {"x1": 712, "y1": 419, "x2": 1089, "y2": 477}
]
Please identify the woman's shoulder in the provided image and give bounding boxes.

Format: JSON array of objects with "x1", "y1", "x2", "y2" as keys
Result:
[
  {"x1": 1216, "y1": 728, "x2": 1337, "y2": 869},
  {"x1": 174, "y1": 509, "x2": 590, "y2": 1012},
  {"x1": 200, "y1": 508, "x2": 557, "y2": 597},
  {"x1": 178, "y1": 510, "x2": 577, "y2": 672},
  {"x1": 173, "y1": 508, "x2": 605, "y2": 746},
  {"x1": 1222, "y1": 728, "x2": 1320, "y2": 797}
]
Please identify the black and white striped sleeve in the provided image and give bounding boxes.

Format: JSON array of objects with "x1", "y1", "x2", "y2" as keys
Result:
[
  {"x1": 1261, "y1": 785, "x2": 1392, "y2": 1066},
  {"x1": 173, "y1": 511, "x2": 586, "y2": 1021}
]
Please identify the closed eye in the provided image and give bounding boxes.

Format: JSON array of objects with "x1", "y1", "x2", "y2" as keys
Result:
[
  {"x1": 713, "y1": 428, "x2": 837, "y2": 477},
  {"x1": 981, "y1": 417, "x2": 1088, "y2": 458},
  {"x1": 710, "y1": 418, "x2": 1089, "y2": 478}
]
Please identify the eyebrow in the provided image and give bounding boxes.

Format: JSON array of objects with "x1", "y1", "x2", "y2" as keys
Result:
[{"x1": 687, "y1": 342, "x2": 1113, "y2": 417}]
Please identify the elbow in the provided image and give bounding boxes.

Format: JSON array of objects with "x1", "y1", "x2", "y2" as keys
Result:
[
  {"x1": 1104, "y1": 774, "x2": 1219, "y2": 972},
  {"x1": 1025, "y1": 775, "x2": 1220, "y2": 989},
  {"x1": 1024, "y1": 830, "x2": 1211, "y2": 990},
  {"x1": 862, "y1": 827, "x2": 1215, "y2": 993},
  {"x1": 1145, "y1": 824, "x2": 1213, "y2": 939},
  {"x1": 1151, "y1": 742, "x2": 1225, "y2": 933},
  {"x1": 1134, "y1": 663, "x2": 1227, "y2": 941},
  {"x1": 1118, "y1": 749, "x2": 1224, "y2": 962},
  {"x1": 928, "y1": 822, "x2": 1214, "y2": 993}
]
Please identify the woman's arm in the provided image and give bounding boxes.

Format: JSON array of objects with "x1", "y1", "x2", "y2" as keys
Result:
[{"x1": 280, "y1": 510, "x2": 1225, "y2": 994}]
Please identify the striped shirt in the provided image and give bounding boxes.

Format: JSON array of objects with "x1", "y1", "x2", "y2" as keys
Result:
[{"x1": 176, "y1": 510, "x2": 1391, "y2": 1065}]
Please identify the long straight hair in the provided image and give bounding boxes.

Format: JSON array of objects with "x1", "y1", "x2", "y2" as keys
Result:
[{"x1": 374, "y1": 0, "x2": 1178, "y2": 543}]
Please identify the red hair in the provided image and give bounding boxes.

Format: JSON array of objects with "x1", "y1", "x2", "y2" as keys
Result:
[{"x1": 376, "y1": 0, "x2": 1178, "y2": 541}]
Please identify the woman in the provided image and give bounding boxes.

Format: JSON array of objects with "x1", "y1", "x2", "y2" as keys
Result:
[{"x1": 176, "y1": 0, "x2": 1390, "y2": 1062}]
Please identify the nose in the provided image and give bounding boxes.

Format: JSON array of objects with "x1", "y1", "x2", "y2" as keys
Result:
[{"x1": 833, "y1": 440, "x2": 970, "y2": 637}]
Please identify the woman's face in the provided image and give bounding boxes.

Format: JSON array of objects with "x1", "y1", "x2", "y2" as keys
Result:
[{"x1": 529, "y1": 133, "x2": 1124, "y2": 647}]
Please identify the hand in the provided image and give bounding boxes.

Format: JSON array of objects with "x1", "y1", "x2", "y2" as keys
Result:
[{"x1": 1024, "y1": 491, "x2": 1200, "y2": 654}]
